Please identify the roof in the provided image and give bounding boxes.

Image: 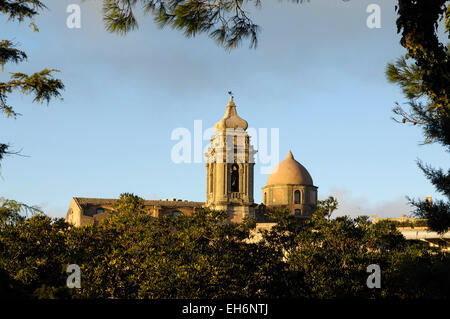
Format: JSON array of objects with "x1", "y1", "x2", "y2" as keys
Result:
[
  {"x1": 73, "y1": 197, "x2": 205, "y2": 209},
  {"x1": 266, "y1": 151, "x2": 314, "y2": 186},
  {"x1": 214, "y1": 96, "x2": 248, "y2": 131}
]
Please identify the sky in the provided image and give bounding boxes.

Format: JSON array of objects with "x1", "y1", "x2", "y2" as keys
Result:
[{"x1": 1, "y1": 0, "x2": 448, "y2": 219}]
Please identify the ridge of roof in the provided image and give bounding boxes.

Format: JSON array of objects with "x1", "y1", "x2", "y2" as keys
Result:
[{"x1": 73, "y1": 197, "x2": 205, "y2": 207}]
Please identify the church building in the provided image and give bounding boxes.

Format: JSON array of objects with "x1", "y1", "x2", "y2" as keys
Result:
[{"x1": 65, "y1": 96, "x2": 318, "y2": 226}]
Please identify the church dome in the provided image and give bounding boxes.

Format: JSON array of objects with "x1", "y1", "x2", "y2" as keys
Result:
[
  {"x1": 214, "y1": 96, "x2": 248, "y2": 131},
  {"x1": 266, "y1": 151, "x2": 313, "y2": 186}
]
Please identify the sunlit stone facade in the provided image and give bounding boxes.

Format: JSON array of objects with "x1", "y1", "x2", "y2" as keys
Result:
[
  {"x1": 205, "y1": 96, "x2": 257, "y2": 222},
  {"x1": 262, "y1": 151, "x2": 318, "y2": 218},
  {"x1": 66, "y1": 96, "x2": 318, "y2": 226}
]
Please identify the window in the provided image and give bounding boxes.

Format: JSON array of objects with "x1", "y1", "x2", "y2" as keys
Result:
[
  {"x1": 264, "y1": 192, "x2": 267, "y2": 203},
  {"x1": 294, "y1": 190, "x2": 300, "y2": 204},
  {"x1": 209, "y1": 170, "x2": 213, "y2": 194},
  {"x1": 172, "y1": 211, "x2": 182, "y2": 217},
  {"x1": 295, "y1": 209, "x2": 301, "y2": 217},
  {"x1": 96, "y1": 208, "x2": 104, "y2": 214},
  {"x1": 231, "y1": 164, "x2": 239, "y2": 192}
]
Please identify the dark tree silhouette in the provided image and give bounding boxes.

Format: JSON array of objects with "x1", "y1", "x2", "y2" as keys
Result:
[{"x1": 386, "y1": 0, "x2": 449, "y2": 233}]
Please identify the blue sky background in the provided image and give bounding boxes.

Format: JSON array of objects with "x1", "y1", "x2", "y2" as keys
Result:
[{"x1": 1, "y1": 0, "x2": 448, "y2": 218}]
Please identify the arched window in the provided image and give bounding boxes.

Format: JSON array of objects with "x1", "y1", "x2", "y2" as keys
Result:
[
  {"x1": 294, "y1": 190, "x2": 300, "y2": 204},
  {"x1": 231, "y1": 164, "x2": 239, "y2": 192},
  {"x1": 295, "y1": 209, "x2": 301, "y2": 217},
  {"x1": 264, "y1": 192, "x2": 267, "y2": 203},
  {"x1": 209, "y1": 169, "x2": 213, "y2": 194}
]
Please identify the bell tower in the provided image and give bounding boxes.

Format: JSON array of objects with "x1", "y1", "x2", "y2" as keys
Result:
[{"x1": 205, "y1": 95, "x2": 256, "y2": 222}]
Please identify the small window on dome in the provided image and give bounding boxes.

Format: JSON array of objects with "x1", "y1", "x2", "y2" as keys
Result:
[{"x1": 294, "y1": 190, "x2": 301, "y2": 204}]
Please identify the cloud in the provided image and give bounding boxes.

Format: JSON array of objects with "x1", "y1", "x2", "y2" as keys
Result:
[
  {"x1": 322, "y1": 187, "x2": 414, "y2": 219},
  {"x1": 371, "y1": 198, "x2": 415, "y2": 219}
]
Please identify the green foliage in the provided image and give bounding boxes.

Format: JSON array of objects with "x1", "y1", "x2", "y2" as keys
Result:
[
  {"x1": 312, "y1": 196, "x2": 338, "y2": 221},
  {"x1": 67, "y1": 207, "x2": 280, "y2": 298},
  {"x1": 0, "y1": 40, "x2": 27, "y2": 70},
  {"x1": 412, "y1": 197, "x2": 450, "y2": 234},
  {"x1": 101, "y1": 0, "x2": 313, "y2": 50},
  {"x1": 1, "y1": 1, "x2": 64, "y2": 168},
  {"x1": 113, "y1": 192, "x2": 146, "y2": 214},
  {"x1": 0, "y1": 0, "x2": 47, "y2": 22},
  {"x1": 0, "y1": 197, "x2": 42, "y2": 228},
  {"x1": 386, "y1": 47, "x2": 450, "y2": 145},
  {"x1": 394, "y1": 0, "x2": 449, "y2": 110},
  {"x1": 387, "y1": 0, "x2": 450, "y2": 233},
  {"x1": 0, "y1": 214, "x2": 71, "y2": 298},
  {"x1": 388, "y1": 219, "x2": 429, "y2": 228},
  {"x1": 0, "y1": 68, "x2": 64, "y2": 118},
  {"x1": 261, "y1": 198, "x2": 449, "y2": 298},
  {"x1": 1, "y1": 194, "x2": 449, "y2": 299}
]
